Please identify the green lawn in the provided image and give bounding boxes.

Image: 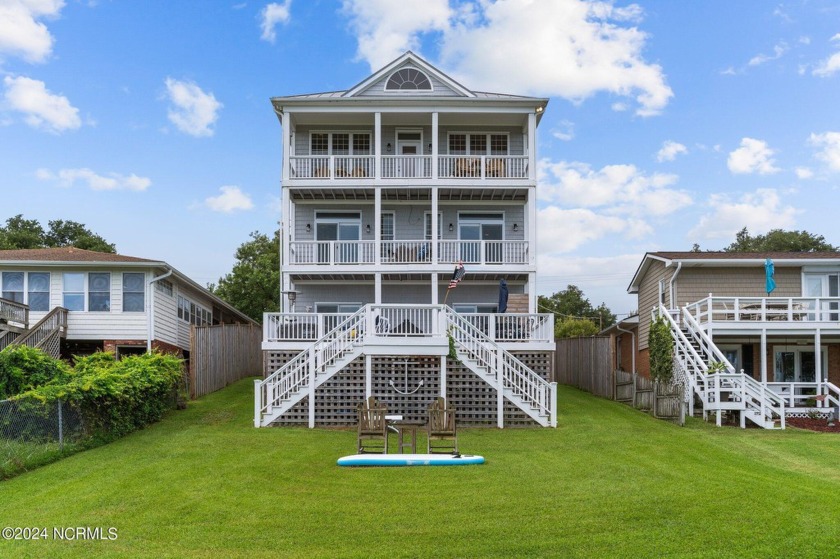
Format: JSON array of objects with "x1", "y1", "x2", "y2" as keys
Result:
[{"x1": 1, "y1": 379, "x2": 839, "y2": 558}]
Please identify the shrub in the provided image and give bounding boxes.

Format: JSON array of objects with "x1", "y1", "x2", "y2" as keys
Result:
[
  {"x1": 0, "y1": 345, "x2": 70, "y2": 399},
  {"x1": 649, "y1": 315, "x2": 674, "y2": 382},
  {"x1": 15, "y1": 351, "x2": 184, "y2": 439}
]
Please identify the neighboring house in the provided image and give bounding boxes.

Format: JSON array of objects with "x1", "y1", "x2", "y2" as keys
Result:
[
  {"x1": 256, "y1": 51, "x2": 556, "y2": 428},
  {"x1": 624, "y1": 251, "x2": 840, "y2": 428},
  {"x1": 0, "y1": 247, "x2": 256, "y2": 361}
]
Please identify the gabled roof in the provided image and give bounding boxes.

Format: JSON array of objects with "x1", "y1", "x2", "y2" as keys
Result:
[
  {"x1": 343, "y1": 51, "x2": 475, "y2": 98},
  {"x1": 627, "y1": 251, "x2": 840, "y2": 294}
]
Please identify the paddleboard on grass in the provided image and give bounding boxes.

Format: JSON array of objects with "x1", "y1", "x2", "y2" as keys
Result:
[{"x1": 337, "y1": 453, "x2": 485, "y2": 467}]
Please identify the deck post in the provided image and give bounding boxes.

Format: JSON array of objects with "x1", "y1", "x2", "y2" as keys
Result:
[
  {"x1": 497, "y1": 346, "x2": 504, "y2": 428},
  {"x1": 760, "y1": 328, "x2": 767, "y2": 383},
  {"x1": 550, "y1": 382, "x2": 557, "y2": 427},
  {"x1": 365, "y1": 354, "x2": 372, "y2": 398},
  {"x1": 254, "y1": 379, "x2": 261, "y2": 428},
  {"x1": 308, "y1": 348, "x2": 316, "y2": 428},
  {"x1": 440, "y1": 355, "x2": 447, "y2": 400}
]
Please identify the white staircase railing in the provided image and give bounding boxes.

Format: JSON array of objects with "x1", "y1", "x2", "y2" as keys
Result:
[
  {"x1": 655, "y1": 304, "x2": 705, "y2": 409},
  {"x1": 255, "y1": 307, "x2": 367, "y2": 427},
  {"x1": 668, "y1": 304, "x2": 785, "y2": 428},
  {"x1": 445, "y1": 307, "x2": 556, "y2": 427}
]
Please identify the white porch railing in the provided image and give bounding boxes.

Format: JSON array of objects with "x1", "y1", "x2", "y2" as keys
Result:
[
  {"x1": 287, "y1": 240, "x2": 529, "y2": 265},
  {"x1": 438, "y1": 240, "x2": 528, "y2": 264},
  {"x1": 288, "y1": 241, "x2": 376, "y2": 265},
  {"x1": 684, "y1": 296, "x2": 840, "y2": 325},
  {"x1": 288, "y1": 155, "x2": 529, "y2": 180},
  {"x1": 381, "y1": 155, "x2": 431, "y2": 178},
  {"x1": 438, "y1": 155, "x2": 528, "y2": 179}
]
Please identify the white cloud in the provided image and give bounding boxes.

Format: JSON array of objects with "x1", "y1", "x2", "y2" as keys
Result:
[
  {"x1": 342, "y1": 0, "x2": 450, "y2": 69},
  {"x1": 260, "y1": 1, "x2": 292, "y2": 43},
  {"x1": 3, "y1": 75, "x2": 80, "y2": 133},
  {"x1": 656, "y1": 140, "x2": 687, "y2": 162},
  {"x1": 205, "y1": 186, "x2": 254, "y2": 212},
  {"x1": 164, "y1": 78, "x2": 222, "y2": 137},
  {"x1": 727, "y1": 138, "x2": 780, "y2": 175},
  {"x1": 538, "y1": 159, "x2": 690, "y2": 217},
  {"x1": 0, "y1": 0, "x2": 64, "y2": 63},
  {"x1": 809, "y1": 131, "x2": 840, "y2": 172},
  {"x1": 813, "y1": 33, "x2": 840, "y2": 77},
  {"x1": 795, "y1": 167, "x2": 814, "y2": 179},
  {"x1": 536, "y1": 206, "x2": 627, "y2": 253},
  {"x1": 688, "y1": 188, "x2": 798, "y2": 240},
  {"x1": 36, "y1": 167, "x2": 151, "y2": 191},
  {"x1": 748, "y1": 42, "x2": 788, "y2": 66},
  {"x1": 551, "y1": 120, "x2": 574, "y2": 141},
  {"x1": 342, "y1": 0, "x2": 672, "y2": 117}
]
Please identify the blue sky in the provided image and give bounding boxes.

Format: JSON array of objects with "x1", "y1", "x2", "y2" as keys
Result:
[{"x1": 2, "y1": 0, "x2": 840, "y2": 317}]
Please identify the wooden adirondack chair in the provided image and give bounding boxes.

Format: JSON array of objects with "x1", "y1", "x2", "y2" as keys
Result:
[
  {"x1": 357, "y1": 396, "x2": 388, "y2": 454},
  {"x1": 427, "y1": 397, "x2": 458, "y2": 454}
]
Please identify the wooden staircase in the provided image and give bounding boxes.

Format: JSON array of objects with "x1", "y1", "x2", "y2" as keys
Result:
[{"x1": 0, "y1": 298, "x2": 68, "y2": 358}]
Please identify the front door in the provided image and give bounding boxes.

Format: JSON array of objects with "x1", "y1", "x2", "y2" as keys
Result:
[
  {"x1": 316, "y1": 213, "x2": 360, "y2": 263},
  {"x1": 398, "y1": 141, "x2": 421, "y2": 178},
  {"x1": 458, "y1": 214, "x2": 504, "y2": 263}
]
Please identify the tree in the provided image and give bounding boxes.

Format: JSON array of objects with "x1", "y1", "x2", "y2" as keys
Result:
[
  {"x1": 45, "y1": 220, "x2": 115, "y2": 252},
  {"x1": 209, "y1": 231, "x2": 280, "y2": 321},
  {"x1": 0, "y1": 215, "x2": 116, "y2": 252},
  {"x1": 706, "y1": 227, "x2": 837, "y2": 253},
  {"x1": 648, "y1": 315, "x2": 674, "y2": 382},
  {"x1": 538, "y1": 285, "x2": 616, "y2": 334},
  {"x1": 554, "y1": 318, "x2": 600, "y2": 338}
]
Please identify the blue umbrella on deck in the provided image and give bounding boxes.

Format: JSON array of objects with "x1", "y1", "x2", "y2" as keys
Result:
[
  {"x1": 765, "y1": 258, "x2": 776, "y2": 295},
  {"x1": 498, "y1": 279, "x2": 509, "y2": 313}
]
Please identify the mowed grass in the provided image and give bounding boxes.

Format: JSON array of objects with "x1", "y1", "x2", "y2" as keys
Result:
[{"x1": 2, "y1": 380, "x2": 840, "y2": 558}]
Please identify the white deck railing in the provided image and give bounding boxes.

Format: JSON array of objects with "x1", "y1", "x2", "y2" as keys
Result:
[
  {"x1": 287, "y1": 240, "x2": 529, "y2": 265},
  {"x1": 287, "y1": 155, "x2": 530, "y2": 180},
  {"x1": 264, "y1": 309, "x2": 553, "y2": 344},
  {"x1": 684, "y1": 296, "x2": 840, "y2": 325}
]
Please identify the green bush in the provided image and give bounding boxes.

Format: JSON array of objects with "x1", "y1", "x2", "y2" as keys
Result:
[
  {"x1": 649, "y1": 315, "x2": 674, "y2": 382},
  {"x1": 0, "y1": 345, "x2": 70, "y2": 399},
  {"x1": 15, "y1": 351, "x2": 184, "y2": 438}
]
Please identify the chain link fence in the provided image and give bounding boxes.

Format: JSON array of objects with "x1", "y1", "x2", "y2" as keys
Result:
[{"x1": 1, "y1": 399, "x2": 85, "y2": 479}]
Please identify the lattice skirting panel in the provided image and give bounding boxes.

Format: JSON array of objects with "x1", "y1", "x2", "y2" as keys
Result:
[{"x1": 263, "y1": 351, "x2": 553, "y2": 427}]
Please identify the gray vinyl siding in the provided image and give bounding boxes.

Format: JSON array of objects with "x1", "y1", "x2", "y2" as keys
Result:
[
  {"x1": 153, "y1": 280, "x2": 178, "y2": 346},
  {"x1": 637, "y1": 260, "x2": 672, "y2": 350},
  {"x1": 291, "y1": 282, "x2": 515, "y2": 310},
  {"x1": 676, "y1": 267, "x2": 802, "y2": 306},
  {"x1": 294, "y1": 204, "x2": 525, "y2": 241},
  {"x1": 293, "y1": 284, "x2": 376, "y2": 312},
  {"x1": 175, "y1": 284, "x2": 218, "y2": 349}
]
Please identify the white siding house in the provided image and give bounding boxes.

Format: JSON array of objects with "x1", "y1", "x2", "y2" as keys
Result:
[
  {"x1": 257, "y1": 52, "x2": 557, "y2": 429},
  {"x1": 0, "y1": 247, "x2": 256, "y2": 359}
]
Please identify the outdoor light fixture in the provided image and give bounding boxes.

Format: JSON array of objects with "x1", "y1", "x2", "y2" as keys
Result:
[
  {"x1": 428, "y1": 143, "x2": 433, "y2": 152},
  {"x1": 448, "y1": 223, "x2": 454, "y2": 232},
  {"x1": 366, "y1": 224, "x2": 371, "y2": 234},
  {"x1": 386, "y1": 143, "x2": 392, "y2": 153},
  {"x1": 513, "y1": 223, "x2": 519, "y2": 232},
  {"x1": 306, "y1": 223, "x2": 311, "y2": 232}
]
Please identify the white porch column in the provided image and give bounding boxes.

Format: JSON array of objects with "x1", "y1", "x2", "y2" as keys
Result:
[
  {"x1": 431, "y1": 186, "x2": 439, "y2": 265},
  {"x1": 281, "y1": 111, "x2": 291, "y2": 183},
  {"x1": 308, "y1": 348, "x2": 316, "y2": 428},
  {"x1": 760, "y1": 329, "x2": 767, "y2": 383},
  {"x1": 526, "y1": 186, "x2": 537, "y2": 267},
  {"x1": 815, "y1": 328, "x2": 823, "y2": 386},
  {"x1": 282, "y1": 193, "x2": 294, "y2": 313},
  {"x1": 527, "y1": 112, "x2": 537, "y2": 182},
  {"x1": 375, "y1": 274, "x2": 382, "y2": 305},
  {"x1": 374, "y1": 187, "x2": 382, "y2": 267},
  {"x1": 431, "y1": 273, "x2": 438, "y2": 304},
  {"x1": 365, "y1": 354, "x2": 372, "y2": 398},
  {"x1": 431, "y1": 112, "x2": 439, "y2": 180},
  {"x1": 440, "y1": 355, "x2": 446, "y2": 400},
  {"x1": 374, "y1": 112, "x2": 382, "y2": 180},
  {"x1": 528, "y1": 272, "x2": 537, "y2": 314}
]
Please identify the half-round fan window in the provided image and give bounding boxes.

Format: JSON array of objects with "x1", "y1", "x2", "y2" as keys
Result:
[{"x1": 385, "y1": 68, "x2": 432, "y2": 91}]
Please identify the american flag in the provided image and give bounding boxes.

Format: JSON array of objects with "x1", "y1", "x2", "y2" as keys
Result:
[{"x1": 448, "y1": 262, "x2": 466, "y2": 289}]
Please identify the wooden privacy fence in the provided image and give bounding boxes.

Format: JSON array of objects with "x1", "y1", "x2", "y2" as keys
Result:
[
  {"x1": 554, "y1": 336, "x2": 613, "y2": 399},
  {"x1": 190, "y1": 323, "x2": 262, "y2": 399},
  {"x1": 555, "y1": 336, "x2": 684, "y2": 425}
]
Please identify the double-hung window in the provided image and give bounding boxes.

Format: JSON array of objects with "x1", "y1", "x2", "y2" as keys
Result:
[
  {"x1": 27, "y1": 273, "x2": 50, "y2": 311},
  {"x1": 1, "y1": 272, "x2": 24, "y2": 303},
  {"x1": 310, "y1": 132, "x2": 372, "y2": 156},
  {"x1": 448, "y1": 133, "x2": 509, "y2": 155},
  {"x1": 123, "y1": 273, "x2": 145, "y2": 312},
  {"x1": 88, "y1": 273, "x2": 111, "y2": 312},
  {"x1": 63, "y1": 273, "x2": 85, "y2": 311}
]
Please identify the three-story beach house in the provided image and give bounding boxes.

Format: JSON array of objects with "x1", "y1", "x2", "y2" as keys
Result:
[{"x1": 255, "y1": 52, "x2": 556, "y2": 428}]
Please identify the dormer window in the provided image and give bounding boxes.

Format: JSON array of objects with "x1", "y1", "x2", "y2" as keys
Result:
[{"x1": 385, "y1": 68, "x2": 432, "y2": 91}]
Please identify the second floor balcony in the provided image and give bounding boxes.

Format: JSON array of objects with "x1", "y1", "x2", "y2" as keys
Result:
[
  {"x1": 289, "y1": 154, "x2": 530, "y2": 182},
  {"x1": 287, "y1": 239, "x2": 529, "y2": 267}
]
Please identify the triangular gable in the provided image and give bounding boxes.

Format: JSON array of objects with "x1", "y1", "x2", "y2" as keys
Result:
[{"x1": 343, "y1": 51, "x2": 475, "y2": 98}]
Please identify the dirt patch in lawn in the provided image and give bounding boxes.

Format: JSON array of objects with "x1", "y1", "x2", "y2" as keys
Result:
[{"x1": 785, "y1": 417, "x2": 840, "y2": 433}]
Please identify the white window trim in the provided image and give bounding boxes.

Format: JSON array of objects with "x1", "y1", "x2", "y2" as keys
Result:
[
  {"x1": 457, "y1": 211, "x2": 506, "y2": 241},
  {"x1": 446, "y1": 132, "x2": 510, "y2": 155},
  {"x1": 309, "y1": 130, "x2": 373, "y2": 156},
  {"x1": 384, "y1": 68, "x2": 434, "y2": 92}
]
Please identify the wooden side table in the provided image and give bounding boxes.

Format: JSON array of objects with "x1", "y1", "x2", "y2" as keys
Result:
[{"x1": 394, "y1": 422, "x2": 424, "y2": 454}]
